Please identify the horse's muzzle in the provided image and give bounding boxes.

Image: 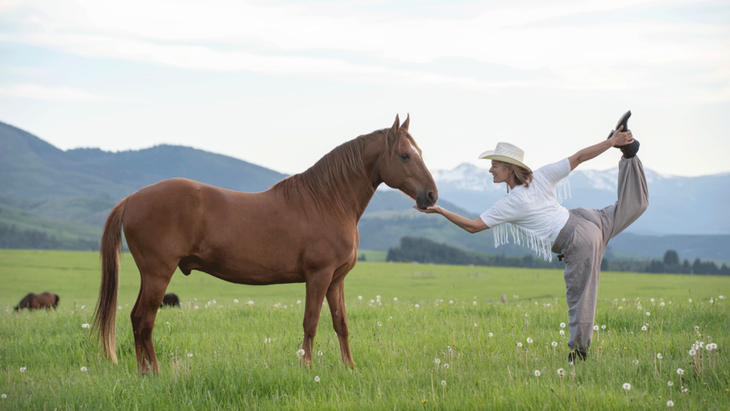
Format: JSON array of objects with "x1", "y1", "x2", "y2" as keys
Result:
[{"x1": 415, "y1": 190, "x2": 437, "y2": 210}]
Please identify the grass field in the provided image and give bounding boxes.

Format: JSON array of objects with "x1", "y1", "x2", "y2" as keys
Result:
[{"x1": 1, "y1": 250, "x2": 728, "y2": 410}]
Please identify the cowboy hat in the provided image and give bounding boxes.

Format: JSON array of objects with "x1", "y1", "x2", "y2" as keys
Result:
[{"x1": 478, "y1": 142, "x2": 531, "y2": 172}]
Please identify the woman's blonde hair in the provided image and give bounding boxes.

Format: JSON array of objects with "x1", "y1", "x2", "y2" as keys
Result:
[{"x1": 497, "y1": 161, "x2": 533, "y2": 190}]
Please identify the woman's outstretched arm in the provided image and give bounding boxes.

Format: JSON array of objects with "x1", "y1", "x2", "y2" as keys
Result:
[
  {"x1": 568, "y1": 127, "x2": 634, "y2": 170},
  {"x1": 412, "y1": 205, "x2": 489, "y2": 233}
]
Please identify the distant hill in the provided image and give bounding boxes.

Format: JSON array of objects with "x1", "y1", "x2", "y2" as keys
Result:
[{"x1": 1, "y1": 120, "x2": 728, "y2": 262}]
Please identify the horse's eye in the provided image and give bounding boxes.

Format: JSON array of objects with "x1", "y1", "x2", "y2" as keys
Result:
[{"x1": 400, "y1": 153, "x2": 410, "y2": 161}]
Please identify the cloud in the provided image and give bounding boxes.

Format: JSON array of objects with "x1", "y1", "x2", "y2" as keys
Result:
[{"x1": 0, "y1": 83, "x2": 117, "y2": 101}]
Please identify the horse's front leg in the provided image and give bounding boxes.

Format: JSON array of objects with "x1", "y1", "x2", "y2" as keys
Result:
[
  {"x1": 326, "y1": 280, "x2": 354, "y2": 367},
  {"x1": 301, "y1": 269, "x2": 333, "y2": 367}
]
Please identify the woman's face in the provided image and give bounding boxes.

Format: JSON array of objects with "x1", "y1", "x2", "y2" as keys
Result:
[{"x1": 489, "y1": 161, "x2": 512, "y2": 184}]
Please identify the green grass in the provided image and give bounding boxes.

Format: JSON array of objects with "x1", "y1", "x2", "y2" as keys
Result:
[{"x1": 1, "y1": 250, "x2": 729, "y2": 410}]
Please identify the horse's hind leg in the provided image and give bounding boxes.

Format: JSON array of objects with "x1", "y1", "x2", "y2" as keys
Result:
[
  {"x1": 326, "y1": 280, "x2": 354, "y2": 367},
  {"x1": 131, "y1": 263, "x2": 175, "y2": 374}
]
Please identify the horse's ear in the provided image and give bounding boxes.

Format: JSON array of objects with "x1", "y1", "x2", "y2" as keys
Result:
[
  {"x1": 401, "y1": 113, "x2": 410, "y2": 132},
  {"x1": 388, "y1": 114, "x2": 400, "y2": 146}
]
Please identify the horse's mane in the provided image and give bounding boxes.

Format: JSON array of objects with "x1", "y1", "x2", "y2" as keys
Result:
[{"x1": 272, "y1": 130, "x2": 384, "y2": 218}]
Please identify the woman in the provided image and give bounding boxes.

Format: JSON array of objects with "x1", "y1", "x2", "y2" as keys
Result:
[{"x1": 415, "y1": 111, "x2": 648, "y2": 362}]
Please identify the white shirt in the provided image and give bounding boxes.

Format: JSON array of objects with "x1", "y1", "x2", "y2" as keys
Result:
[{"x1": 479, "y1": 158, "x2": 571, "y2": 261}]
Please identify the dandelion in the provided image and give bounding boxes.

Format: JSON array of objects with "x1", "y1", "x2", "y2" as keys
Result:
[
  {"x1": 557, "y1": 368, "x2": 565, "y2": 376},
  {"x1": 441, "y1": 380, "x2": 447, "y2": 386},
  {"x1": 357, "y1": 296, "x2": 362, "y2": 300},
  {"x1": 534, "y1": 370, "x2": 541, "y2": 377},
  {"x1": 660, "y1": 302, "x2": 665, "y2": 307},
  {"x1": 20, "y1": 367, "x2": 26, "y2": 373},
  {"x1": 559, "y1": 330, "x2": 565, "y2": 335},
  {"x1": 667, "y1": 400, "x2": 674, "y2": 407},
  {"x1": 474, "y1": 323, "x2": 478, "y2": 327},
  {"x1": 689, "y1": 349, "x2": 696, "y2": 356},
  {"x1": 601, "y1": 324, "x2": 606, "y2": 330},
  {"x1": 593, "y1": 325, "x2": 599, "y2": 331},
  {"x1": 187, "y1": 353, "x2": 193, "y2": 358},
  {"x1": 444, "y1": 363, "x2": 449, "y2": 369},
  {"x1": 473, "y1": 301, "x2": 477, "y2": 306},
  {"x1": 248, "y1": 300, "x2": 254, "y2": 305},
  {"x1": 435, "y1": 358, "x2": 441, "y2": 365},
  {"x1": 560, "y1": 322, "x2": 566, "y2": 328},
  {"x1": 234, "y1": 299, "x2": 239, "y2": 303},
  {"x1": 650, "y1": 298, "x2": 655, "y2": 303},
  {"x1": 623, "y1": 383, "x2": 631, "y2": 390},
  {"x1": 194, "y1": 306, "x2": 199, "y2": 310},
  {"x1": 681, "y1": 387, "x2": 688, "y2": 393},
  {"x1": 517, "y1": 342, "x2": 523, "y2": 348},
  {"x1": 317, "y1": 350, "x2": 323, "y2": 356},
  {"x1": 1, "y1": 394, "x2": 5, "y2": 399},
  {"x1": 118, "y1": 306, "x2": 122, "y2": 309},
  {"x1": 377, "y1": 322, "x2": 382, "y2": 327},
  {"x1": 264, "y1": 338, "x2": 271, "y2": 344},
  {"x1": 80, "y1": 367, "x2": 88, "y2": 372},
  {"x1": 657, "y1": 353, "x2": 663, "y2": 359},
  {"x1": 641, "y1": 325, "x2": 647, "y2": 331},
  {"x1": 394, "y1": 297, "x2": 398, "y2": 302},
  {"x1": 415, "y1": 304, "x2": 420, "y2": 308},
  {"x1": 297, "y1": 349, "x2": 305, "y2": 357},
  {"x1": 676, "y1": 368, "x2": 684, "y2": 375},
  {"x1": 526, "y1": 338, "x2": 533, "y2": 344},
  {"x1": 314, "y1": 376, "x2": 320, "y2": 383},
  {"x1": 82, "y1": 323, "x2": 90, "y2": 328},
  {"x1": 633, "y1": 359, "x2": 639, "y2": 365},
  {"x1": 688, "y1": 299, "x2": 692, "y2": 303},
  {"x1": 646, "y1": 312, "x2": 651, "y2": 316},
  {"x1": 449, "y1": 300, "x2": 454, "y2": 304},
  {"x1": 488, "y1": 332, "x2": 493, "y2": 338},
  {"x1": 668, "y1": 381, "x2": 674, "y2": 387},
  {"x1": 552, "y1": 341, "x2": 558, "y2": 347}
]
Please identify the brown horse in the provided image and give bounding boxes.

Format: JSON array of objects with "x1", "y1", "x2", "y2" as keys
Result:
[
  {"x1": 14, "y1": 292, "x2": 60, "y2": 311},
  {"x1": 93, "y1": 115, "x2": 438, "y2": 374}
]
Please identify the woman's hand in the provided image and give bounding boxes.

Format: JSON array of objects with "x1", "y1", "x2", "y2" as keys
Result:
[
  {"x1": 413, "y1": 205, "x2": 442, "y2": 214},
  {"x1": 608, "y1": 126, "x2": 634, "y2": 147}
]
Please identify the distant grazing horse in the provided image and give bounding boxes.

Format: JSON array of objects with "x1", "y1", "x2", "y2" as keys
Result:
[
  {"x1": 160, "y1": 293, "x2": 180, "y2": 308},
  {"x1": 15, "y1": 292, "x2": 60, "y2": 311},
  {"x1": 93, "y1": 115, "x2": 438, "y2": 374}
]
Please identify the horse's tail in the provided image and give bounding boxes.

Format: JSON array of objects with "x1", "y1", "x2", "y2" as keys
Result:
[{"x1": 92, "y1": 197, "x2": 128, "y2": 364}]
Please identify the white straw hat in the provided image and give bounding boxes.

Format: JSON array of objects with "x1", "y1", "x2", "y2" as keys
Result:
[{"x1": 478, "y1": 142, "x2": 531, "y2": 172}]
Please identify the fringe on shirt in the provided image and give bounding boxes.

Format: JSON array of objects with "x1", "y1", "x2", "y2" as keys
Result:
[
  {"x1": 492, "y1": 224, "x2": 555, "y2": 262},
  {"x1": 556, "y1": 179, "x2": 571, "y2": 204}
]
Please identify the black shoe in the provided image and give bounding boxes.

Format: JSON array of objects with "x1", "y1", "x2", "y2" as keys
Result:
[
  {"x1": 607, "y1": 110, "x2": 632, "y2": 142},
  {"x1": 568, "y1": 350, "x2": 587, "y2": 363},
  {"x1": 620, "y1": 139, "x2": 640, "y2": 159}
]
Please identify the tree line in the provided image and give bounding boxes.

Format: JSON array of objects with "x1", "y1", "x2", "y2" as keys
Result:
[
  {"x1": 0, "y1": 223, "x2": 99, "y2": 251},
  {"x1": 386, "y1": 237, "x2": 729, "y2": 275}
]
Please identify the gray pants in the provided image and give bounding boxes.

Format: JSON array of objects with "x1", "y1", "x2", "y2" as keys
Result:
[{"x1": 552, "y1": 156, "x2": 649, "y2": 352}]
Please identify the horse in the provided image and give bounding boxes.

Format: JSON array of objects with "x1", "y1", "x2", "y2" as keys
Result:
[
  {"x1": 160, "y1": 293, "x2": 180, "y2": 308},
  {"x1": 93, "y1": 114, "x2": 438, "y2": 374},
  {"x1": 14, "y1": 292, "x2": 60, "y2": 311}
]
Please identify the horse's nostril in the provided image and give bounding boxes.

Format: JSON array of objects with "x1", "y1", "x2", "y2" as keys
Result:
[{"x1": 427, "y1": 191, "x2": 435, "y2": 202}]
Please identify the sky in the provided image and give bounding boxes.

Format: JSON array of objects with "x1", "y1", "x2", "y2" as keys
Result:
[{"x1": 0, "y1": 0, "x2": 728, "y2": 177}]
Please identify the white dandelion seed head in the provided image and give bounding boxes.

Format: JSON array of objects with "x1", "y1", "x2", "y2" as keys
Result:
[
  {"x1": 618, "y1": 306, "x2": 623, "y2": 310},
  {"x1": 357, "y1": 296, "x2": 362, "y2": 300},
  {"x1": 377, "y1": 322, "x2": 382, "y2": 327},
  {"x1": 623, "y1": 383, "x2": 631, "y2": 390},
  {"x1": 552, "y1": 341, "x2": 558, "y2": 347},
  {"x1": 81, "y1": 305, "x2": 85, "y2": 309},
  {"x1": 264, "y1": 338, "x2": 271, "y2": 344},
  {"x1": 668, "y1": 381, "x2": 674, "y2": 387},
  {"x1": 314, "y1": 376, "x2": 320, "y2": 382},
  {"x1": 526, "y1": 338, "x2": 533, "y2": 344},
  {"x1": 688, "y1": 299, "x2": 692, "y2": 303},
  {"x1": 296, "y1": 349, "x2": 305, "y2": 357},
  {"x1": 474, "y1": 323, "x2": 478, "y2": 327},
  {"x1": 187, "y1": 353, "x2": 193, "y2": 357},
  {"x1": 317, "y1": 350, "x2": 323, "y2": 356},
  {"x1": 449, "y1": 300, "x2": 454, "y2": 304},
  {"x1": 559, "y1": 330, "x2": 565, "y2": 335},
  {"x1": 601, "y1": 324, "x2": 606, "y2": 329},
  {"x1": 80, "y1": 366, "x2": 88, "y2": 372},
  {"x1": 376, "y1": 295, "x2": 381, "y2": 300},
  {"x1": 233, "y1": 299, "x2": 239, "y2": 303},
  {"x1": 689, "y1": 349, "x2": 696, "y2": 356},
  {"x1": 641, "y1": 326, "x2": 647, "y2": 331},
  {"x1": 719, "y1": 295, "x2": 725, "y2": 299},
  {"x1": 560, "y1": 322, "x2": 566, "y2": 328},
  {"x1": 194, "y1": 306, "x2": 199, "y2": 310},
  {"x1": 667, "y1": 400, "x2": 674, "y2": 407},
  {"x1": 441, "y1": 380, "x2": 447, "y2": 386},
  {"x1": 646, "y1": 312, "x2": 651, "y2": 316},
  {"x1": 434, "y1": 358, "x2": 441, "y2": 364},
  {"x1": 593, "y1": 325, "x2": 599, "y2": 331},
  {"x1": 557, "y1": 368, "x2": 565, "y2": 376},
  {"x1": 677, "y1": 368, "x2": 684, "y2": 375},
  {"x1": 681, "y1": 387, "x2": 688, "y2": 393},
  {"x1": 650, "y1": 298, "x2": 655, "y2": 303},
  {"x1": 19, "y1": 367, "x2": 26, "y2": 373},
  {"x1": 660, "y1": 302, "x2": 665, "y2": 306},
  {"x1": 525, "y1": 313, "x2": 529, "y2": 317},
  {"x1": 393, "y1": 297, "x2": 398, "y2": 301},
  {"x1": 633, "y1": 359, "x2": 639, "y2": 365},
  {"x1": 534, "y1": 370, "x2": 541, "y2": 377},
  {"x1": 444, "y1": 363, "x2": 449, "y2": 369},
  {"x1": 248, "y1": 301, "x2": 254, "y2": 305},
  {"x1": 118, "y1": 306, "x2": 122, "y2": 309},
  {"x1": 517, "y1": 342, "x2": 523, "y2": 348},
  {"x1": 82, "y1": 323, "x2": 90, "y2": 329},
  {"x1": 657, "y1": 353, "x2": 663, "y2": 359},
  {"x1": 415, "y1": 304, "x2": 420, "y2": 308},
  {"x1": 1, "y1": 394, "x2": 5, "y2": 399},
  {"x1": 488, "y1": 332, "x2": 493, "y2": 338},
  {"x1": 473, "y1": 301, "x2": 477, "y2": 306},
  {"x1": 370, "y1": 299, "x2": 375, "y2": 304}
]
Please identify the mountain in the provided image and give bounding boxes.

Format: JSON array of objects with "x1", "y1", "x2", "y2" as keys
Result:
[{"x1": 1, "y1": 120, "x2": 729, "y2": 262}]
